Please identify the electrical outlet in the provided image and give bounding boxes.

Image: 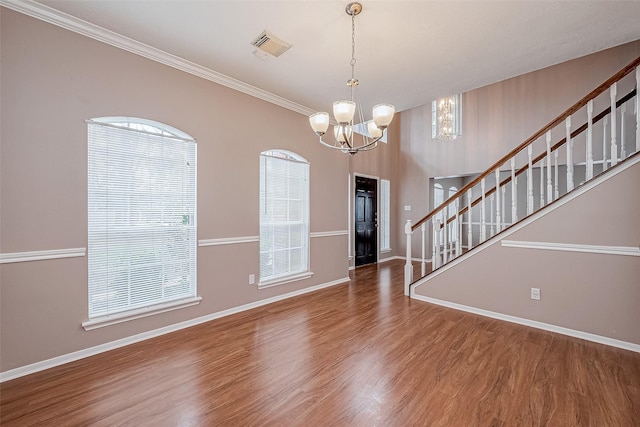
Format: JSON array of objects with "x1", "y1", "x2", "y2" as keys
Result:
[
  {"x1": 531, "y1": 287, "x2": 541, "y2": 300},
  {"x1": 249, "y1": 274, "x2": 255, "y2": 285}
]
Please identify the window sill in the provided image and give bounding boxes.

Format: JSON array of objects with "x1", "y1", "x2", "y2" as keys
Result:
[
  {"x1": 82, "y1": 296, "x2": 202, "y2": 331},
  {"x1": 258, "y1": 271, "x2": 314, "y2": 289},
  {"x1": 380, "y1": 248, "x2": 392, "y2": 253}
]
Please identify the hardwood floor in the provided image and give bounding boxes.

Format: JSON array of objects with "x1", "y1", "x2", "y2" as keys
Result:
[{"x1": 2, "y1": 260, "x2": 639, "y2": 426}]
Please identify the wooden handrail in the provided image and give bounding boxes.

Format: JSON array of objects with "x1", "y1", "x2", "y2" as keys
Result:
[{"x1": 412, "y1": 56, "x2": 640, "y2": 231}]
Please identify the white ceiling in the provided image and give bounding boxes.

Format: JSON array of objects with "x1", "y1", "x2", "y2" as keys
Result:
[{"x1": 27, "y1": 1, "x2": 640, "y2": 115}]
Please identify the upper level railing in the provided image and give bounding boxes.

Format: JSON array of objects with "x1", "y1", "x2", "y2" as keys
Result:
[{"x1": 404, "y1": 57, "x2": 640, "y2": 295}]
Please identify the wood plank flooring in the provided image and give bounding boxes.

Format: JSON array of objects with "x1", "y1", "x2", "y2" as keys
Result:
[{"x1": 2, "y1": 260, "x2": 640, "y2": 426}]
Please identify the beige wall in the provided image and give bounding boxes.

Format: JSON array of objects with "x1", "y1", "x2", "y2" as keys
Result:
[
  {"x1": 0, "y1": 9, "x2": 349, "y2": 373},
  {"x1": 413, "y1": 159, "x2": 640, "y2": 344}
]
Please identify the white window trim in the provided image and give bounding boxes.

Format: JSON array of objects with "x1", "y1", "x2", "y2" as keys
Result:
[
  {"x1": 82, "y1": 296, "x2": 202, "y2": 330},
  {"x1": 258, "y1": 271, "x2": 314, "y2": 289}
]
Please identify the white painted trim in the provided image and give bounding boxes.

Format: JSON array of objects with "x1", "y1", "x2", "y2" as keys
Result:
[
  {"x1": 0, "y1": 0, "x2": 314, "y2": 117},
  {"x1": 0, "y1": 247, "x2": 86, "y2": 264},
  {"x1": 82, "y1": 297, "x2": 203, "y2": 331},
  {"x1": 410, "y1": 294, "x2": 640, "y2": 353},
  {"x1": 501, "y1": 240, "x2": 640, "y2": 257},
  {"x1": 258, "y1": 271, "x2": 314, "y2": 289},
  {"x1": 310, "y1": 230, "x2": 349, "y2": 238},
  {"x1": 198, "y1": 231, "x2": 348, "y2": 247},
  {"x1": 198, "y1": 236, "x2": 259, "y2": 247},
  {"x1": 412, "y1": 153, "x2": 640, "y2": 293},
  {"x1": 0, "y1": 276, "x2": 350, "y2": 383}
]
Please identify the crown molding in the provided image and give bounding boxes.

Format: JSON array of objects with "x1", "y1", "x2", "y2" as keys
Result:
[{"x1": 0, "y1": 0, "x2": 315, "y2": 117}]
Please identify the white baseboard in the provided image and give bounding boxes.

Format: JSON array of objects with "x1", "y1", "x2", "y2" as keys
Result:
[
  {"x1": 411, "y1": 294, "x2": 640, "y2": 353},
  {"x1": 0, "y1": 276, "x2": 350, "y2": 383}
]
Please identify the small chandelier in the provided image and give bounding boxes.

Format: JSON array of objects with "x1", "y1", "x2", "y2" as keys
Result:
[
  {"x1": 309, "y1": 2, "x2": 395, "y2": 155},
  {"x1": 432, "y1": 94, "x2": 462, "y2": 141}
]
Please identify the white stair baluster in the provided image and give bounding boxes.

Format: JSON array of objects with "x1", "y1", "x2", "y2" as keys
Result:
[
  {"x1": 442, "y1": 209, "x2": 448, "y2": 265},
  {"x1": 554, "y1": 151, "x2": 559, "y2": 199},
  {"x1": 481, "y1": 178, "x2": 487, "y2": 242},
  {"x1": 546, "y1": 131, "x2": 553, "y2": 202},
  {"x1": 566, "y1": 116, "x2": 574, "y2": 191},
  {"x1": 455, "y1": 198, "x2": 461, "y2": 257},
  {"x1": 511, "y1": 157, "x2": 517, "y2": 223},
  {"x1": 603, "y1": 115, "x2": 608, "y2": 172},
  {"x1": 620, "y1": 104, "x2": 626, "y2": 160},
  {"x1": 432, "y1": 220, "x2": 439, "y2": 269},
  {"x1": 421, "y1": 223, "x2": 426, "y2": 277},
  {"x1": 495, "y1": 169, "x2": 501, "y2": 233},
  {"x1": 404, "y1": 220, "x2": 413, "y2": 296},
  {"x1": 527, "y1": 145, "x2": 534, "y2": 215},
  {"x1": 610, "y1": 83, "x2": 618, "y2": 167},
  {"x1": 490, "y1": 193, "x2": 495, "y2": 237},
  {"x1": 539, "y1": 158, "x2": 544, "y2": 208},
  {"x1": 586, "y1": 100, "x2": 594, "y2": 180},
  {"x1": 467, "y1": 190, "x2": 472, "y2": 250},
  {"x1": 501, "y1": 186, "x2": 506, "y2": 229}
]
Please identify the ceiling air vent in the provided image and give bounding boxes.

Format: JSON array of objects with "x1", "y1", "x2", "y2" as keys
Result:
[{"x1": 250, "y1": 30, "x2": 292, "y2": 58}]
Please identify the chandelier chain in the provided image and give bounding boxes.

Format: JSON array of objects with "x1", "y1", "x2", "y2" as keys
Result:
[{"x1": 351, "y1": 13, "x2": 356, "y2": 74}]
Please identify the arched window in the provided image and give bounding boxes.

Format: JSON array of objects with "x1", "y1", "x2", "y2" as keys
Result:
[
  {"x1": 86, "y1": 117, "x2": 198, "y2": 326},
  {"x1": 259, "y1": 150, "x2": 310, "y2": 286}
]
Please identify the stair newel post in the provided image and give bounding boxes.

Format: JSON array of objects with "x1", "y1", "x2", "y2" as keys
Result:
[
  {"x1": 510, "y1": 157, "x2": 517, "y2": 223},
  {"x1": 546, "y1": 131, "x2": 553, "y2": 203},
  {"x1": 432, "y1": 219, "x2": 439, "y2": 269},
  {"x1": 603, "y1": 115, "x2": 608, "y2": 172},
  {"x1": 404, "y1": 220, "x2": 413, "y2": 296},
  {"x1": 586, "y1": 100, "x2": 594, "y2": 180},
  {"x1": 566, "y1": 116, "x2": 574, "y2": 191},
  {"x1": 620, "y1": 104, "x2": 626, "y2": 160},
  {"x1": 467, "y1": 190, "x2": 473, "y2": 250},
  {"x1": 554, "y1": 150, "x2": 559, "y2": 199},
  {"x1": 495, "y1": 169, "x2": 501, "y2": 233},
  {"x1": 420, "y1": 222, "x2": 426, "y2": 277},
  {"x1": 636, "y1": 66, "x2": 640, "y2": 153},
  {"x1": 455, "y1": 198, "x2": 461, "y2": 257},
  {"x1": 480, "y1": 178, "x2": 487, "y2": 241},
  {"x1": 610, "y1": 82, "x2": 618, "y2": 167},
  {"x1": 527, "y1": 145, "x2": 534, "y2": 215}
]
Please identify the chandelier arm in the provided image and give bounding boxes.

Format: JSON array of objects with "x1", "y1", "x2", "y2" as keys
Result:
[
  {"x1": 317, "y1": 136, "x2": 349, "y2": 151},
  {"x1": 356, "y1": 133, "x2": 385, "y2": 150}
]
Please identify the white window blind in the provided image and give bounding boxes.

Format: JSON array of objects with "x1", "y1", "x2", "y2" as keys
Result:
[
  {"x1": 259, "y1": 150, "x2": 309, "y2": 283},
  {"x1": 380, "y1": 179, "x2": 391, "y2": 251},
  {"x1": 87, "y1": 118, "x2": 197, "y2": 318}
]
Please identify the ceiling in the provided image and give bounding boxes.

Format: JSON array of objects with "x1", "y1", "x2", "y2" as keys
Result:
[{"x1": 23, "y1": 1, "x2": 640, "y2": 116}]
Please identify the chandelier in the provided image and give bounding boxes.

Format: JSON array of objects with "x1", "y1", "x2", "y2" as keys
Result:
[
  {"x1": 308, "y1": 2, "x2": 395, "y2": 155},
  {"x1": 433, "y1": 94, "x2": 462, "y2": 140}
]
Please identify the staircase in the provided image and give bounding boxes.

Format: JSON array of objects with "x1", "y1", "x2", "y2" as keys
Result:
[
  {"x1": 404, "y1": 57, "x2": 640, "y2": 294},
  {"x1": 400, "y1": 57, "x2": 640, "y2": 350}
]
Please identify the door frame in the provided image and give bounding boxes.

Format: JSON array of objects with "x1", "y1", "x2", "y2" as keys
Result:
[{"x1": 351, "y1": 173, "x2": 380, "y2": 268}]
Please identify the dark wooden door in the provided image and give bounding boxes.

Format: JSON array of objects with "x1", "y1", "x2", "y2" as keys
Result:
[{"x1": 355, "y1": 176, "x2": 377, "y2": 267}]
